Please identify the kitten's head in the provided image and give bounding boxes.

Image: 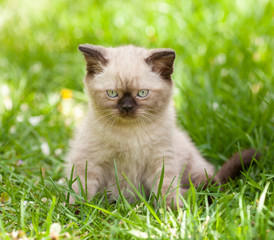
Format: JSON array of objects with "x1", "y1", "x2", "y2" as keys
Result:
[{"x1": 79, "y1": 44, "x2": 175, "y2": 124}]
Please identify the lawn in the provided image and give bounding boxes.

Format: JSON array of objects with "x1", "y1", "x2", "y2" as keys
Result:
[{"x1": 0, "y1": 0, "x2": 273, "y2": 239}]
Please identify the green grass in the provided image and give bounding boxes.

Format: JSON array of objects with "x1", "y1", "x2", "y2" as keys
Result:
[{"x1": 0, "y1": 0, "x2": 273, "y2": 239}]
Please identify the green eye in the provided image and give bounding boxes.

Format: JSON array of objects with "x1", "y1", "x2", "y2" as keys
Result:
[
  {"x1": 137, "y1": 89, "x2": 149, "y2": 98},
  {"x1": 106, "y1": 90, "x2": 118, "y2": 98}
]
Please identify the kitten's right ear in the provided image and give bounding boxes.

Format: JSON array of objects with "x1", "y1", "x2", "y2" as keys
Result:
[
  {"x1": 78, "y1": 44, "x2": 108, "y2": 76},
  {"x1": 145, "y1": 49, "x2": 176, "y2": 81}
]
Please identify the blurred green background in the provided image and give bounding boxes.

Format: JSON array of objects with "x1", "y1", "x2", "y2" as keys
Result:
[
  {"x1": 1, "y1": 0, "x2": 272, "y2": 90},
  {"x1": 0, "y1": 0, "x2": 273, "y2": 174}
]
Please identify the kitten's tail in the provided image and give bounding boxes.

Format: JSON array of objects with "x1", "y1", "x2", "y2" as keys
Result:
[{"x1": 217, "y1": 148, "x2": 261, "y2": 184}]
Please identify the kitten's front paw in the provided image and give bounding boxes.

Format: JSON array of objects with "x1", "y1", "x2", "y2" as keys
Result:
[
  {"x1": 164, "y1": 188, "x2": 187, "y2": 209},
  {"x1": 166, "y1": 198, "x2": 183, "y2": 209}
]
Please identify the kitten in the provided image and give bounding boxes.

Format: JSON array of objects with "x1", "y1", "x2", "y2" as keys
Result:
[{"x1": 66, "y1": 44, "x2": 259, "y2": 206}]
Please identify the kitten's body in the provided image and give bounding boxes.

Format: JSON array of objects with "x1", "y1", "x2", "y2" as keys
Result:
[{"x1": 66, "y1": 44, "x2": 258, "y2": 205}]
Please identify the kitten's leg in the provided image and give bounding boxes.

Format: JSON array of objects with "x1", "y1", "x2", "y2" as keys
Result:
[
  {"x1": 143, "y1": 159, "x2": 184, "y2": 208},
  {"x1": 185, "y1": 157, "x2": 218, "y2": 188},
  {"x1": 67, "y1": 159, "x2": 106, "y2": 201}
]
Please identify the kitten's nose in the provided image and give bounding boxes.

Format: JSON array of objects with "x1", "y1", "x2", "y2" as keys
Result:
[
  {"x1": 121, "y1": 105, "x2": 133, "y2": 113},
  {"x1": 118, "y1": 94, "x2": 136, "y2": 115}
]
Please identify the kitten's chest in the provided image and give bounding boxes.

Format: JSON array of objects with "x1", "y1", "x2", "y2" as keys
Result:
[
  {"x1": 105, "y1": 148, "x2": 148, "y2": 201},
  {"x1": 103, "y1": 131, "x2": 152, "y2": 178},
  {"x1": 104, "y1": 126, "x2": 153, "y2": 154},
  {"x1": 108, "y1": 138, "x2": 151, "y2": 166}
]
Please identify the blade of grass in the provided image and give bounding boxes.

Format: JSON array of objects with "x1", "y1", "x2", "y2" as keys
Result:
[
  {"x1": 44, "y1": 196, "x2": 57, "y2": 236},
  {"x1": 114, "y1": 159, "x2": 127, "y2": 209},
  {"x1": 157, "y1": 159, "x2": 165, "y2": 200},
  {"x1": 257, "y1": 181, "x2": 270, "y2": 213},
  {"x1": 80, "y1": 202, "x2": 139, "y2": 226}
]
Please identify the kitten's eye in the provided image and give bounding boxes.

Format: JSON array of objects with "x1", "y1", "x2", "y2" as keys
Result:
[
  {"x1": 106, "y1": 90, "x2": 118, "y2": 98},
  {"x1": 137, "y1": 89, "x2": 149, "y2": 98}
]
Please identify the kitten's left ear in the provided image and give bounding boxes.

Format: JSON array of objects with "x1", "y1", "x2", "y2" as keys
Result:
[
  {"x1": 78, "y1": 44, "x2": 108, "y2": 76},
  {"x1": 145, "y1": 49, "x2": 176, "y2": 80}
]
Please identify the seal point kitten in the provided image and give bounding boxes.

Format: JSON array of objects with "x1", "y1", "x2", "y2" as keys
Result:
[{"x1": 66, "y1": 44, "x2": 260, "y2": 206}]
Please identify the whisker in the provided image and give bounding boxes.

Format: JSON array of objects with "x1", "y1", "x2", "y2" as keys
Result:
[
  {"x1": 140, "y1": 113, "x2": 163, "y2": 128},
  {"x1": 91, "y1": 112, "x2": 116, "y2": 125},
  {"x1": 100, "y1": 115, "x2": 117, "y2": 131}
]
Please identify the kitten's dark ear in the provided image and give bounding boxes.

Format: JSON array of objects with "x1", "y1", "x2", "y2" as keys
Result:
[
  {"x1": 78, "y1": 44, "x2": 108, "y2": 76},
  {"x1": 145, "y1": 49, "x2": 176, "y2": 80}
]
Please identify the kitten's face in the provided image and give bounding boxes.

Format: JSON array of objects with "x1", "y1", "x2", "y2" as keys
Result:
[{"x1": 79, "y1": 45, "x2": 175, "y2": 124}]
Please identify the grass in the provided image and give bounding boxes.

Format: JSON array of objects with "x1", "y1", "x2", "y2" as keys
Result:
[{"x1": 0, "y1": 0, "x2": 273, "y2": 239}]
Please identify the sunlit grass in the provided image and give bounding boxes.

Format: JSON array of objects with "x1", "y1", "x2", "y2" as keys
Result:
[{"x1": 0, "y1": 0, "x2": 273, "y2": 239}]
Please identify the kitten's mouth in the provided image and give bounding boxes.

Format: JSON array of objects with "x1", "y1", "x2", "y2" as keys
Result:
[
  {"x1": 118, "y1": 112, "x2": 138, "y2": 122},
  {"x1": 119, "y1": 113, "x2": 136, "y2": 119}
]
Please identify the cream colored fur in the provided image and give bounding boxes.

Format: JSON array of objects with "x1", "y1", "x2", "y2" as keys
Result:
[{"x1": 66, "y1": 45, "x2": 216, "y2": 206}]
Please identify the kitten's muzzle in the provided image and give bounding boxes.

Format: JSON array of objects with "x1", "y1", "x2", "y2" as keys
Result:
[
  {"x1": 117, "y1": 94, "x2": 137, "y2": 116},
  {"x1": 121, "y1": 105, "x2": 133, "y2": 113}
]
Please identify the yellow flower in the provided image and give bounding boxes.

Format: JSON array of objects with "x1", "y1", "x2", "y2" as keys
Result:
[{"x1": 60, "y1": 89, "x2": 73, "y2": 99}]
